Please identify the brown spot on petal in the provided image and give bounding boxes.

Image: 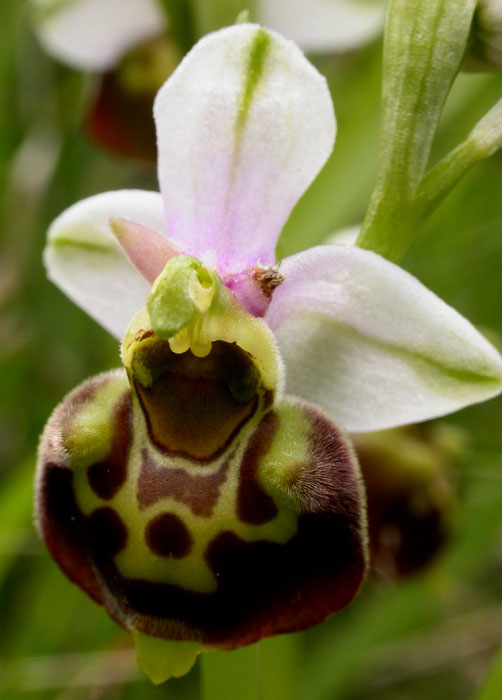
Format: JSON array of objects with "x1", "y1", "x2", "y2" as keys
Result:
[
  {"x1": 87, "y1": 391, "x2": 132, "y2": 499},
  {"x1": 237, "y1": 411, "x2": 279, "y2": 525},
  {"x1": 137, "y1": 449, "x2": 231, "y2": 517},
  {"x1": 87, "y1": 507, "x2": 128, "y2": 563},
  {"x1": 145, "y1": 513, "x2": 192, "y2": 558},
  {"x1": 133, "y1": 340, "x2": 259, "y2": 462}
]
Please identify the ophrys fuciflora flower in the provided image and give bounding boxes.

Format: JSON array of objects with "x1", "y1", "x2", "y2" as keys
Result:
[{"x1": 36, "y1": 24, "x2": 502, "y2": 682}]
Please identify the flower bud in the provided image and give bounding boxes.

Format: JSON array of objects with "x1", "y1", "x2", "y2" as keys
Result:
[
  {"x1": 354, "y1": 425, "x2": 458, "y2": 579},
  {"x1": 88, "y1": 37, "x2": 179, "y2": 162}
]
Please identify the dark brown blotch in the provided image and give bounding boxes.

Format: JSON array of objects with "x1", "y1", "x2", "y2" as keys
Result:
[
  {"x1": 237, "y1": 410, "x2": 279, "y2": 525},
  {"x1": 138, "y1": 449, "x2": 231, "y2": 517},
  {"x1": 145, "y1": 513, "x2": 192, "y2": 559},
  {"x1": 132, "y1": 340, "x2": 260, "y2": 462},
  {"x1": 87, "y1": 391, "x2": 132, "y2": 500},
  {"x1": 87, "y1": 507, "x2": 128, "y2": 563},
  {"x1": 37, "y1": 463, "x2": 104, "y2": 605}
]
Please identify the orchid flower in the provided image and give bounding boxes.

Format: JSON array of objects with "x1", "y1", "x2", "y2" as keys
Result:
[
  {"x1": 36, "y1": 24, "x2": 502, "y2": 683},
  {"x1": 354, "y1": 426, "x2": 457, "y2": 579},
  {"x1": 33, "y1": 0, "x2": 387, "y2": 160},
  {"x1": 32, "y1": 0, "x2": 168, "y2": 71},
  {"x1": 259, "y1": 0, "x2": 386, "y2": 53},
  {"x1": 34, "y1": 0, "x2": 386, "y2": 73}
]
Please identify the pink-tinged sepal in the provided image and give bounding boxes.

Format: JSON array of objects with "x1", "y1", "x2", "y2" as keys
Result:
[
  {"x1": 154, "y1": 25, "x2": 335, "y2": 272},
  {"x1": 267, "y1": 244, "x2": 502, "y2": 433}
]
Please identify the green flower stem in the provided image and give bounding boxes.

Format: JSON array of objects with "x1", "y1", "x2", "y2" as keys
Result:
[
  {"x1": 156, "y1": 0, "x2": 195, "y2": 54},
  {"x1": 416, "y1": 98, "x2": 502, "y2": 218},
  {"x1": 201, "y1": 646, "x2": 260, "y2": 700},
  {"x1": 356, "y1": 0, "x2": 477, "y2": 262},
  {"x1": 191, "y1": 0, "x2": 258, "y2": 36},
  {"x1": 201, "y1": 635, "x2": 301, "y2": 700},
  {"x1": 258, "y1": 634, "x2": 302, "y2": 700},
  {"x1": 476, "y1": 649, "x2": 502, "y2": 700}
]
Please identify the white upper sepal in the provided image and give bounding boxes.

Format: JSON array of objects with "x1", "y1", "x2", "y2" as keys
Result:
[
  {"x1": 33, "y1": 0, "x2": 166, "y2": 71},
  {"x1": 258, "y1": 0, "x2": 386, "y2": 53},
  {"x1": 266, "y1": 245, "x2": 502, "y2": 433},
  {"x1": 44, "y1": 190, "x2": 167, "y2": 339},
  {"x1": 154, "y1": 23, "x2": 335, "y2": 274}
]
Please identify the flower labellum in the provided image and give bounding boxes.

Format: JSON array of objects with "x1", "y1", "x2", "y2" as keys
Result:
[
  {"x1": 37, "y1": 24, "x2": 502, "y2": 683},
  {"x1": 38, "y1": 253, "x2": 367, "y2": 682}
]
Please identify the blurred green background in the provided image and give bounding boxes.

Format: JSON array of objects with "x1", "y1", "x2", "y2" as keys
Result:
[{"x1": 1, "y1": 1, "x2": 501, "y2": 698}]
